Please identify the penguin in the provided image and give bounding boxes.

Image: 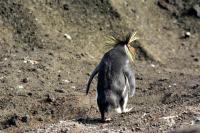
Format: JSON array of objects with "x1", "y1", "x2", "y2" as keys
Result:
[{"x1": 86, "y1": 32, "x2": 138, "y2": 122}]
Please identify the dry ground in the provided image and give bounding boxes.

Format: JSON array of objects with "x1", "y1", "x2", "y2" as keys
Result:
[{"x1": 0, "y1": 0, "x2": 199, "y2": 132}]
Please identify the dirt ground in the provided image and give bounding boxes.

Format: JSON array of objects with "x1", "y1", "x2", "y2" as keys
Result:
[{"x1": 0, "y1": 0, "x2": 199, "y2": 132}]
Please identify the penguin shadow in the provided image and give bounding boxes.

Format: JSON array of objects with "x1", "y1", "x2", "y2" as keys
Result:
[
  {"x1": 75, "y1": 107, "x2": 137, "y2": 125},
  {"x1": 76, "y1": 117, "x2": 106, "y2": 125}
]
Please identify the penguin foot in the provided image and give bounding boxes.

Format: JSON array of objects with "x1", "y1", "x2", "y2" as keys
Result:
[
  {"x1": 101, "y1": 118, "x2": 112, "y2": 123},
  {"x1": 105, "y1": 118, "x2": 112, "y2": 122},
  {"x1": 123, "y1": 107, "x2": 133, "y2": 113},
  {"x1": 115, "y1": 107, "x2": 122, "y2": 114}
]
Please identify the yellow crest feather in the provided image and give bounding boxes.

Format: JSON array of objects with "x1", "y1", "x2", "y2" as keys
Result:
[{"x1": 128, "y1": 31, "x2": 139, "y2": 45}]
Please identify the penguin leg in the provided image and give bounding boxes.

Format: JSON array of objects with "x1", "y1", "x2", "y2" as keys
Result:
[
  {"x1": 121, "y1": 85, "x2": 132, "y2": 113},
  {"x1": 97, "y1": 100, "x2": 111, "y2": 123},
  {"x1": 122, "y1": 93, "x2": 133, "y2": 113},
  {"x1": 100, "y1": 108, "x2": 105, "y2": 122}
]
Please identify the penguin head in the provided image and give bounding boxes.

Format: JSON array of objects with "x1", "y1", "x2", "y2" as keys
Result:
[{"x1": 105, "y1": 31, "x2": 139, "y2": 62}]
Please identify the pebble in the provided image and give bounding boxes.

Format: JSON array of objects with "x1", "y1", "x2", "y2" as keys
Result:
[
  {"x1": 38, "y1": 117, "x2": 43, "y2": 121},
  {"x1": 102, "y1": 129, "x2": 109, "y2": 133},
  {"x1": 185, "y1": 32, "x2": 191, "y2": 37},
  {"x1": 71, "y1": 86, "x2": 76, "y2": 89},
  {"x1": 17, "y1": 85, "x2": 24, "y2": 89},
  {"x1": 7, "y1": 115, "x2": 18, "y2": 126},
  {"x1": 181, "y1": 42, "x2": 187, "y2": 46},
  {"x1": 151, "y1": 64, "x2": 156, "y2": 68},
  {"x1": 55, "y1": 88, "x2": 65, "y2": 93},
  {"x1": 63, "y1": 4, "x2": 69, "y2": 10},
  {"x1": 21, "y1": 115, "x2": 30, "y2": 123},
  {"x1": 63, "y1": 79, "x2": 70, "y2": 83},
  {"x1": 119, "y1": 131, "x2": 123, "y2": 133},
  {"x1": 181, "y1": 31, "x2": 191, "y2": 38},
  {"x1": 64, "y1": 33, "x2": 72, "y2": 40},
  {"x1": 22, "y1": 78, "x2": 28, "y2": 83},
  {"x1": 27, "y1": 92, "x2": 33, "y2": 96},
  {"x1": 60, "y1": 128, "x2": 69, "y2": 133},
  {"x1": 135, "y1": 127, "x2": 141, "y2": 131},
  {"x1": 46, "y1": 94, "x2": 56, "y2": 102},
  {"x1": 194, "y1": 58, "x2": 199, "y2": 62}
]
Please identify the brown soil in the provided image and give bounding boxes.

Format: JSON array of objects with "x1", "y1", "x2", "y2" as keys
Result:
[{"x1": 0, "y1": 0, "x2": 199, "y2": 132}]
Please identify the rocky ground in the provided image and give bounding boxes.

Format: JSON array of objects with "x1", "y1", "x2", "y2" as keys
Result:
[{"x1": 0, "y1": 0, "x2": 200, "y2": 132}]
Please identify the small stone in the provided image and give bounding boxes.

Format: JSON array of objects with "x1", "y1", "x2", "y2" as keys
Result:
[
  {"x1": 27, "y1": 92, "x2": 32, "y2": 96},
  {"x1": 180, "y1": 73, "x2": 184, "y2": 76},
  {"x1": 71, "y1": 86, "x2": 76, "y2": 89},
  {"x1": 181, "y1": 42, "x2": 187, "y2": 46},
  {"x1": 64, "y1": 33, "x2": 72, "y2": 40},
  {"x1": 191, "y1": 84, "x2": 199, "y2": 89},
  {"x1": 61, "y1": 128, "x2": 69, "y2": 133},
  {"x1": 122, "y1": 127, "x2": 126, "y2": 131},
  {"x1": 136, "y1": 76, "x2": 143, "y2": 80},
  {"x1": 44, "y1": 34, "x2": 49, "y2": 37},
  {"x1": 17, "y1": 85, "x2": 24, "y2": 89},
  {"x1": 62, "y1": 79, "x2": 70, "y2": 83},
  {"x1": 181, "y1": 31, "x2": 191, "y2": 39},
  {"x1": 48, "y1": 52, "x2": 54, "y2": 56},
  {"x1": 86, "y1": 73, "x2": 91, "y2": 76},
  {"x1": 63, "y1": 4, "x2": 69, "y2": 10},
  {"x1": 185, "y1": 32, "x2": 191, "y2": 37},
  {"x1": 135, "y1": 127, "x2": 141, "y2": 131},
  {"x1": 38, "y1": 117, "x2": 43, "y2": 121},
  {"x1": 46, "y1": 94, "x2": 55, "y2": 102},
  {"x1": 80, "y1": 53, "x2": 85, "y2": 57},
  {"x1": 7, "y1": 115, "x2": 18, "y2": 126},
  {"x1": 22, "y1": 78, "x2": 28, "y2": 83},
  {"x1": 151, "y1": 64, "x2": 156, "y2": 68},
  {"x1": 73, "y1": 123, "x2": 76, "y2": 127},
  {"x1": 184, "y1": 31, "x2": 191, "y2": 38},
  {"x1": 194, "y1": 58, "x2": 199, "y2": 62},
  {"x1": 55, "y1": 88, "x2": 65, "y2": 93},
  {"x1": 119, "y1": 130, "x2": 123, "y2": 133},
  {"x1": 21, "y1": 115, "x2": 30, "y2": 123},
  {"x1": 102, "y1": 129, "x2": 109, "y2": 133}
]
